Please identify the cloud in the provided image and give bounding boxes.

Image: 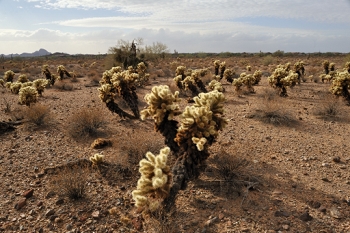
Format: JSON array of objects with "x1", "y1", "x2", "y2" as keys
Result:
[
  {"x1": 1, "y1": 27, "x2": 349, "y2": 55},
  {"x1": 24, "y1": 0, "x2": 350, "y2": 23}
]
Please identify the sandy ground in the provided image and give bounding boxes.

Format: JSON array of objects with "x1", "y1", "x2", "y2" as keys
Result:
[{"x1": 1, "y1": 56, "x2": 350, "y2": 232}]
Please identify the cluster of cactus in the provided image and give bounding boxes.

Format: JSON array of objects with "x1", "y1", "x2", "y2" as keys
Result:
[
  {"x1": 57, "y1": 65, "x2": 71, "y2": 80},
  {"x1": 329, "y1": 71, "x2": 350, "y2": 103},
  {"x1": 268, "y1": 63, "x2": 299, "y2": 96},
  {"x1": 98, "y1": 64, "x2": 148, "y2": 119},
  {"x1": 173, "y1": 66, "x2": 208, "y2": 99},
  {"x1": 42, "y1": 65, "x2": 57, "y2": 86},
  {"x1": 232, "y1": 70, "x2": 262, "y2": 93},
  {"x1": 141, "y1": 86, "x2": 227, "y2": 208},
  {"x1": 132, "y1": 147, "x2": 172, "y2": 212},
  {"x1": 4, "y1": 78, "x2": 48, "y2": 105},
  {"x1": 213, "y1": 60, "x2": 226, "y2": 79}
]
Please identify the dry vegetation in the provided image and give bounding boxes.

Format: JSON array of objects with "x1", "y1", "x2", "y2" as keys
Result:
[{"x1": 1, "y1": 53, "x2": 350, "y2": 232}]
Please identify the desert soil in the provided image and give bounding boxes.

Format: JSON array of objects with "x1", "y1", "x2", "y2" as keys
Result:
[{"x1": 1, "y1": 56, "x2": 350, "y2": 233}]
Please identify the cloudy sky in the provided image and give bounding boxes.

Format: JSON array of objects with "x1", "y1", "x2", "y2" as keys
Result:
[{"x1": 1, "y1": 0, "x2": 350, "y2": 55}]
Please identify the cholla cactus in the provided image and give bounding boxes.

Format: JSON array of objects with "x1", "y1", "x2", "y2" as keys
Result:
[
  {"x1": 17, "y1": 74, "x2": 28, "y2": 83},
  {"x1": 253, "y1": 70, "x2": 262, "y2": 85},
  {"x1": 175, "y1": 90, "x2": 227, "y2": 176},
  {"x1": 345, "y1": 62, "x2": 350, "y2": 73},
  {"x1": 246, "y1": 65, "x2": 252, "y2": 71},
  {"x1": 208, "y1": 80, "x2": 223, "y2": 92},
  {"x1": 57, "y1": 65, "x2": 71, "y2": 80},
  {"x1": 9, "y1": 82, "x2": 22, "y2": 94},
  {"x1": 141, "y1": 85, "x2": 181, "y2": 125},
  {"x1": 329, "y1": 63, "x2": 335, "y2": 72},
  {"x1": 268, "y1": 64, "x2": 299, "y2": 96},
  {"x1": 33, "y1": 79, "x2": 49, "y2": 96},
  {"x1": 42, "y1": 65, "x2": 56, "y2": 85},
  {"x1": 135, "y1": 62, "x2": 149, "y2": 87},
  {"x1": 100, "y1": 66, "x2": 122, "y2": 85},
  {"x1": 219, "y1": 62, "x2": 226, "y2": 79},
  {"x1": 173, "y1": 75, "x2": 184, "y2": 90},
  {"x1": 90, "y1": 153, "x2": 105, "y2": 166},
  {"x1": 232, "y1": 73, "x2": 256, "y2": 93},
  {"x1": 98, "y1": 65, "x2": 141, "y2": 119},
  {"x1": 132, "y1": 147, "x2": 171, "y2": 212},
  {"x1": 175, "y1": 66, "x2": 187, "y2": 80},
  {"x1": 90, "y1": 62, "x2": 96, "y2": 68},
  {"x1": 294, "y1": 61, "x2": 305, "y2": 84},
  {"x1": 214, "y1": 60, "x2": 220, "y2": 76},
  {"x1": 329, "y1": 71, "x2": 350, "y2": 103},
  {"x1": 4, "y1": 70, "x2": 15, "y2": 82},
  {"x1": 223, "y1": 69, "x2": 235, "y2": 83},
  {"x1": 141, "y1": 85, "x2": 181, "y2": 152},
  {"x1": 18, "y1": 86, "x2": 38, "y2": 106},
  {"x1": 323, "y1": 60, "x2": 330, "y2": 74}
]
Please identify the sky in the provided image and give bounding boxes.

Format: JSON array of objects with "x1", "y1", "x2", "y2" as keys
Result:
[{"x1": 1, "y1": 0, "x2": 350, "y2": 55}]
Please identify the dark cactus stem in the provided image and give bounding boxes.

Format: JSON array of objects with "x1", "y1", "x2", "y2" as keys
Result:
[
  {"x1": 156, "y1": 113, "x2": 180, "y2": 153},
  {"x1": 188, "y1": 82, "x2": 200, "y2": 97},
  {"x1": 215, "y1": 67, "x2": 219, "y2": 76},
  {"x1": 226, "y1": 76, "x2": 234, "y2": 84},
  {"x1": 220, "y1": 67, "x2": 226, "y2": 80},
  {"x1": 121, "y1": 87, "x2": 140, "y2": 119},
  {"x1": 64, "y1": 70, "x2": 71, "y2": 78},
  {"x1": 59, "y1": 72, "x2": 64, "y2": 80},
  {"x1": 280, "y1": 86, "x2": 288, "y2": 97},
  {"x1": 106, "y1": 101, "x2": 135, "y2": 119},
  {"x1": 324, "y1": 67, "x2": 329, "y2": 75},
  {"x1": 195, "y1": 79, "x2": 207, "y2": 93}
]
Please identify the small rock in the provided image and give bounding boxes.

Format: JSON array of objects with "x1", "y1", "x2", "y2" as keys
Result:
[
  {"x1": 45, "y1": 191, "x2": 55, "y2": 199},
  {"x1": 54, "y1": 217, "x2": 62, "y2": 223},
  {"x1": 66, "y1": 224, "x2": 73, "y2": 230},
  {"x1": 329, "y1": 207, "x2": 342, "y2": 219},
  {"x1": 205, "y1": 216, "x2": 218, "y2": 226},
  {"x1": 299, "y1": 212, "x2": 313, "y2": 222},
  {"x1": 14, "y1": 199, "x2": 26, "y2": 210},
  {"x1": 132, "y1": 216, "x2": 143, "y2": 231},
  {"x1": 332, "y1": 156, "x2": 341, "y2": 163},
  {"x1": 308, "y1": 200, "x2": 321, "y2": 209},
  {"x1": 37, "y1": 201, "x2": 43, "y2": 207},
  {"x1": 55, "y1": 198, "x2": 64, "y2": 205},
  {"x1": 45, "y1": 209, "x2": 55, "y2": 217},
  {"x1": 22, "y1": 189, "x2": 34, "y2": 198},
  {"x1": 274, "y1": 211, "x2": 290, "y2": 217},
  {"x1": 321, "y1": 177, "x2": 330, "y2": 182},
  {"x1": 282, "y1": 225, "x2": 289, "y2": 230},
  {"x1": 92, "y1": 211, "x2": 100, "y2": 219}
]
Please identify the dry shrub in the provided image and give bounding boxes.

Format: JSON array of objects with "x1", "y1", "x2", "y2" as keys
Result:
[
  {"x1": 250, "y1": 91, "x2": 296, "y2": 126},
  {"x1": 142, "y1": 207, "x2": 178, "y2": 233},
  {"x1": 22, "y1": 103, "x2": 52, "y2": 127},
  {"x1": 50, "y1": 164, "x2": 90, "y2": 200},
  {"x1": 54, "y1": 82, "x2": 74, "y2": 91},
  {"x1": 209, "y1": 150, "x2": 259, "y2": 198},
  {"x1": 314, "y1": 95, "x2": 344, "y2": 121},
  {"x1": 67, "y1": 108, "x2": 107, "y2": 139},
  {"x1": 2, "y1": 98, "x2": 12, "y2": 114},
  {"x1": 115, "y1": 130, "x2": 164, "y2": 167}
]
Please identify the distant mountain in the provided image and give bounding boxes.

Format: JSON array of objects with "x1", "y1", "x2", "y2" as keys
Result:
[{"x1": 2, "y1": 48, "x2": 51, "y2": 58}]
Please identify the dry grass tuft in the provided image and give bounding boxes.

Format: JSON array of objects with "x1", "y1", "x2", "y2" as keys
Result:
[
  {"x1": 314, "y1": 95, "x2": 344, "y2": 121},
  {"x1": 22, "y1": 103, "x2": 53, "y2": 127},
  {"x1": 250, "y1": 91, "x2": 297, "y2": 126},
  {"x1": 50, "y1": 164, "x2": 91, "y2": 200},
  {"x1": 67, "y1": 108, "x2": 107, "y2": 139},
  {"x1": 54, "y1": 81, "x2": 74, "y2": 91}
]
